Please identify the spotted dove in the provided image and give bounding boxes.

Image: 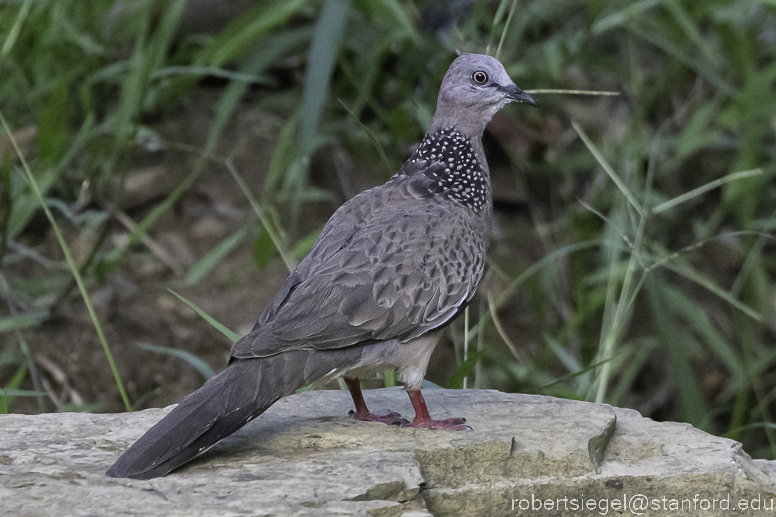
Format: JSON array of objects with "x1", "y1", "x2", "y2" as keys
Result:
[{"x1": 107, "y1": 53, "x2": 537, "y2": 479}]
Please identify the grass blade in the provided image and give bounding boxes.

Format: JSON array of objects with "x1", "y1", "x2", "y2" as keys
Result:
[
  {"x1": 592, "y1": 0, "x2": 662, "y2": 35},
  {"x1": 1, "y1": 389, "x2": 47, "y2": 397},
  {"x1": 0, "y1": 364, "x2": 28, "y2": 413},
  {"x1": 201, "y1": 0, "x2": 309, "y2": 67},
  {"x1": 208, "y1": 28, "x2": 312, "y2": 152},
  {"x1": 651, "y1": 168, "x2": 763, "y2": 214},
  {"x1": 495, "y1": 0, "x2": 519, "y2": 60},
  {"x1": 627, "y1": 22, "x2": 735, "y2": 96},
  {"x1": 486, "y1": 289, "x2": 527, "y2": 364},
  {"x1": 0, "y1": 110, "x2": 131, "y2": 412},
  {"x1": 299, "y1": 0, "x2": 350, "y2": 155},
  {"x1": 226, "y1": 159, "x2": 296, "y2": 272},
  {"x1": 185, "y1": 226, "x2": 248, "y2": 286},
  {"x1": 662, "y1": 283, "x2": 746, "y2": 380},
  {"x1": 135, "y1": 342, "x2": 216, "y2": 380},
  {"x1": 151, "y1": 66, "x2": 270, "y2": 83},
  {"x1": 338, "y1": 98, "x2": 393, "y2": 174},
  {"x1": 263, "y1": 111, "x2": 301, "y2": 198},
  {"x1": 645, "y1": 276, "x2": 709, "y2": 430},
  {"x1": 167, "y1": 289, "x2": 239, "y2": 343},
  {"x1": 0, "y1": 0, "x2": 33, "y2": 57},
  {"x1": 572, "y1": 120, "x2": 645, "y2": 217},
  {"x1": 376, "y1": 0, "x2": 421, "y2": 44},
  {"x1": 662, "y1": 260, "x2": 763, "y2": 323},
  {"x1": 470, "y1": 240, "x2": 601, "y2": 343},
  {"x1": 528, "y1": 355, "x2": 618, "y2": 395}
]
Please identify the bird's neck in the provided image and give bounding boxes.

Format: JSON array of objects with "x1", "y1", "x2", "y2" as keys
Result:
[
  {"x1": 429, "y1": 95, "x2": 500, "y2": 143},
  {"x1": 405, "y1": 127, "x2": 491, "y2": 213}
]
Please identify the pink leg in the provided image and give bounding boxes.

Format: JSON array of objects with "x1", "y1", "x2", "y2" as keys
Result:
[
  {"x1": 402, "y1": 386, "x2": 472, "y2": 431},
  {"x1": 345, "y1": 378, "x2": 407, "y2": 426}
]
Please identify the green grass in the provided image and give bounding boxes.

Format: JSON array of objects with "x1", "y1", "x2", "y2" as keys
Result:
[{"x1": 1, "y1": 0, "x2": 774, "y2": 459}]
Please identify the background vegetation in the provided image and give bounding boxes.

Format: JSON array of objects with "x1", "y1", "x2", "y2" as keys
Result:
[{"x1": 1, "y1": 0, "x2": 774, "y2": 458}]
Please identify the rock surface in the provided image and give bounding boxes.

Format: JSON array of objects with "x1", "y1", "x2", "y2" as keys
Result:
[{"x1": 2, "y1": 388, "x2": 775, "y2": 516}]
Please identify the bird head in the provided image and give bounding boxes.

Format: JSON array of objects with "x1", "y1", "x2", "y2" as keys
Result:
[{"x1": 430, "y1": 53, "x2": 537, "y2": 137}]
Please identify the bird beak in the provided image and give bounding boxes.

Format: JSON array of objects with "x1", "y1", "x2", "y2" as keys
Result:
[{"x1": 501, "y1": 83, "x2": 539, "y2": 107}]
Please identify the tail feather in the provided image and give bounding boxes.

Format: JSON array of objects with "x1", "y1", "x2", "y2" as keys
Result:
[{"x1": 107, "y1": 349, "x2": 358, "y2": 479}]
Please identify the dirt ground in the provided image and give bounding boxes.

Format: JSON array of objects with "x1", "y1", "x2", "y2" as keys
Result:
[{"x1": 7, "y1": 87, "x2": 546, "y2": 415}]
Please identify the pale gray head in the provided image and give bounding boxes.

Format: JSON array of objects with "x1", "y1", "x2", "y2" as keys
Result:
[{"x1": 429, "y1": 53, "x2": 537, "y2": 137}]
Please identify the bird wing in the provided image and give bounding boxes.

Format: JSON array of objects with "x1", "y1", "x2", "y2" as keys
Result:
[{"x1": 230, "y1": 166, "x2": 486, "y2": 360}]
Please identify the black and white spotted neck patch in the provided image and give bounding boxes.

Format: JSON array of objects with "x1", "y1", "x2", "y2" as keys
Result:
[{"x1": 404, "y1": 128, "x2": 489, "y2": 213}]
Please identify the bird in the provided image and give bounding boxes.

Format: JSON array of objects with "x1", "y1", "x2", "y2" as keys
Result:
[{"x1": 106, "y1": 53, "x2": 537, "y2": 480}]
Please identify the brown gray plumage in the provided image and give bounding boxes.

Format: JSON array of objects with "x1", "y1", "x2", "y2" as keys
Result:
[{"x1": 107, "y1": 53, "x2": 537, "y2": 480}]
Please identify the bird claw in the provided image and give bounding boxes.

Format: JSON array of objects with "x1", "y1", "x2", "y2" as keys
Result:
[
  {"x1": 401, "y1": 417, "x2": 472, "y2": 431},
  {"x1": 348, "y1": 409, "x2": 408, "y2": 426}
]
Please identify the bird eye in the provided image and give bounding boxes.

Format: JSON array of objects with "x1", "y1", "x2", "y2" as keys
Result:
[{"x1": 472, "y1": 71, "x2": 488, "y2": 84}]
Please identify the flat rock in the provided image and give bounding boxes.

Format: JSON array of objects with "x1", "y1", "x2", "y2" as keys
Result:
[{"x1": 2, "y1": 389, "x2": 775, "y2": 516}]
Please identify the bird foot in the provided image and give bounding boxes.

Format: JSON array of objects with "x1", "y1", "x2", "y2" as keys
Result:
[
  {"x1": 348, "y1": 409, "x2": 409, "y2": 426},
  {"x1": 401, "y1": 417, "x2": 472, "y2": 431}
]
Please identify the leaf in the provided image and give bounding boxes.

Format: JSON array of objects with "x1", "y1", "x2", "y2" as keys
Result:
[
  {"x1": 445, "y1": 349, "x2": 485, "y2": 389},
  {"x1": 200, "y1": 0, "x2": 310, "y2": 67},
  {"x1": 0, "y1": 309, "x2": 48, "y2": 333},
  {"x1": 0, "y1": 350, "x2": 24, "y2": 368},
  {"x1": 375, "y1": 0, "x2": 421, "y2": 44},
  {"x1": 1, "y1": 364, "x2": 30, "y2": 413},
  {"x1": 36, "y1": 75, "x2": 72, "y2": 164},
  {"x1": 293, "y1": 227, "x2": 322, "y2": 259},
  {"x1": 383, "y1": 369, "x2": 396, "y2": 388},
  {"x1": 299, "y1": 0, "x2": 350, "y2": 155},
  {"x1": 253, "y1": 226, "x2": 277, "y2": 269},
  {"x1": 264, "y1": 112, "x2": 301, "y2": 197}
]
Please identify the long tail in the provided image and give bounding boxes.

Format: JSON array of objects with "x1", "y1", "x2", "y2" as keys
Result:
[{"x1": 106, "y1": 349, "x2": 357, "y2": 479}]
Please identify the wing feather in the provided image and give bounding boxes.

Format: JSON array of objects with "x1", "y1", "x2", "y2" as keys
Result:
[{"x1": 230, "y1": 166, "x2": 487, "y2": 360}]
